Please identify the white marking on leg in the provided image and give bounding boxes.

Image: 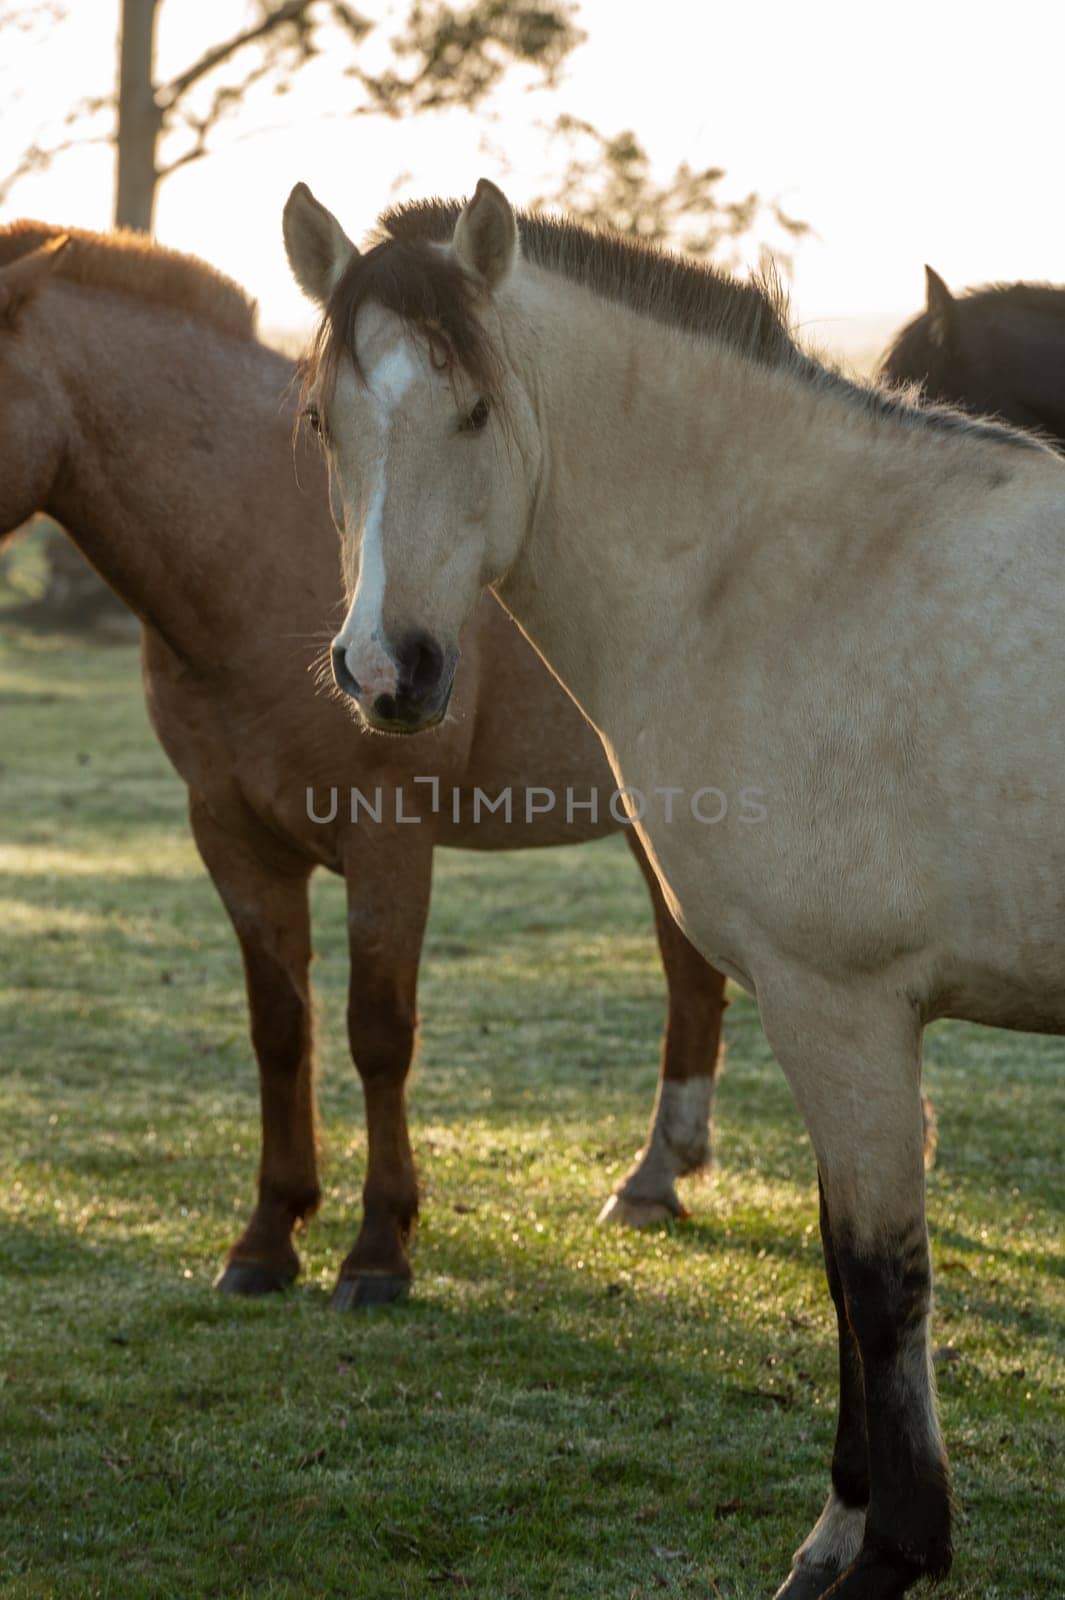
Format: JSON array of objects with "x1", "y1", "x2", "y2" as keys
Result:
[
  {"x1": 599, "y1": 1077, "x2": 715, "y2": 1224},
  {"x1": 793, "y1": 1489, "x2": 866, "y2": 1575},
  {"x1": 650, "y1": 1076, "x2": 714, "y2": 1174}
]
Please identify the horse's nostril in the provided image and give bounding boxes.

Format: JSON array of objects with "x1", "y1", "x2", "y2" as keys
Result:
[
  {"x1": 395, "y1": 629, "x2": 445, "y2": 698},
  {"x1": 331, "y1": 641, "x2": 361, "y2": 699}
]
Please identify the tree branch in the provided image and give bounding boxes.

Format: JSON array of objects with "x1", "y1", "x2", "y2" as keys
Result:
[
  {"x1": 156, "y1": 138, "x2": 209, "y2": 181},
  {"x1": 2, "y1": 1, "x2": 577, "y2": 212},
  {"x1": 532, "y1": 115, "x2": 809, "y2": 273},
  {"x1": 156, "y1": 56, "x2": 276, "y2": 178},
  {"x1": 352, "y1": 2, "x2": 581, "y2": 118},
  {"x1": 0, "y1": 131, "x2": 111, "y2": 207},
  {"x1": 158, "y1": 0, "x2": 319, "y2": 108}
]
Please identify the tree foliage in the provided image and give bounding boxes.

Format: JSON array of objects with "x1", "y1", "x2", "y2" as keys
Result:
[
  {"x1": 0, "y1": 1, "x2": 582, "y2": 211},
  {"x1": 0, "y1": 1, "x2": 809, "y2": 629},
  {"x1": 537, "y1": 115, "x2": 810, "y2": 276}
]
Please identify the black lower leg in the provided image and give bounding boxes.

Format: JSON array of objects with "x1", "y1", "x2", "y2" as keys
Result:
[
  {"x1": 820, "y1": 1176, "x2": 870, "y2": 1513},
  {"x1": 773, "y1": 1184, "x2": 872, "y2": 1597},
  {"x1": 836, "y1": 1223, "x2": 953, "y2": 1585}
]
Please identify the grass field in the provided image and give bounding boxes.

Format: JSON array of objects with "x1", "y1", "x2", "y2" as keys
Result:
[{"x1": 0, "y1": 602, "x2": 1062, "y2": 1598}]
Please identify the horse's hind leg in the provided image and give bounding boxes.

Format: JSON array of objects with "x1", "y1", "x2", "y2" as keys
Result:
[
  {"x1": 190, "y1": 800, "x2": 319, "y2": 1297},
  {"x1": 331, "y1": 831, "x2": 433, "y2": 1311},
  {"x1": 598, "y1": 834, "x2": 727, "y2": 1227},
  {"x1": 765, "y1": 984, "x2": 952, "y2": 1599}
]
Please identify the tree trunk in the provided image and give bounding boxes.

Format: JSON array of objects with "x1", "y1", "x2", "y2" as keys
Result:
[
  {"x1": 115, "y1": 0, "x2": 162, "y2": 232},
  {"x1": 34, "y1": 0, "x2": 162, "y2": 632}
]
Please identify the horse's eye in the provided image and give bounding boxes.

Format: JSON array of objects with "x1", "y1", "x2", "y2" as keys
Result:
[
  {"x1": 303, "y1": 405, "x2": 323, "y2": 439},
  {"x1": 461, "y1": 397, "x2": 490, "y2": 433}
]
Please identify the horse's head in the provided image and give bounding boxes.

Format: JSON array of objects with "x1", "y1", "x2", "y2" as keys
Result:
[
  {"x1": 879, "y1": 266, "x2": 1052, "y2": 434},
  {"x1": 0, "y1": 234, "x2": 72, "y2": 542},
  {"x1": 283, "y1": 180, "x2": 539, "y2": 733}
]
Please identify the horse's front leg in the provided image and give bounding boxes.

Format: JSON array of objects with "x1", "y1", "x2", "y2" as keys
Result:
[
  {"x1": 331, "y1": 828, "x2": 434, "y2": 1310},
  {"x1": 765, "y1": 984, "x2": 952, "y2": 1600},
  {"x1": 598, "y1": 833, "x2": 728, "y2": 1227},
  {"x1": 190, "y1": 800, "x2": 320, "y2": 1296},
  {"x1": 773, "y1": 1176, "x2": 869, "y2": 1597}
]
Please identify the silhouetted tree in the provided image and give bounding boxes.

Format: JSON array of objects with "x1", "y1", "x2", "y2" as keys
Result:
[
  {"x1": 2, "y1": 1, "x2": 581, "y2": 225},
  {"x1": 0, "y1": 0, "x2": 581, "y2": 627},
  {"x1": 1, "y1": 5, "x2": 807, "y2": 629},
  {"x1": 536, "y1": 115, "x2": 810, "y2": 276}
]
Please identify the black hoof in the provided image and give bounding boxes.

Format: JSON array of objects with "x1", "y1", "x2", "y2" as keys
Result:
[
  {"x1": 817, "y1": 1550, "x2": 925, "y2": 1600},
  {"x1": 331, "y1": 1273, "x2": 411, "y2": 1311},
  {"x1": 215, "y1": 1259, "x2": 297, "y2": 1297},
  {"x1": 773, "y1": 1566, "x2": 839, "y2": 1600}
]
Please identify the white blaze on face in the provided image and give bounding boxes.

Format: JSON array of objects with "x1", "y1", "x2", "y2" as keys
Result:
[{"x1": 334, "y1": 338, "x2": 419, "y2": 700}]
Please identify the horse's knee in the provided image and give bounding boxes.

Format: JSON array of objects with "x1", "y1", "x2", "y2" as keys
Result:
[
  {"x1": 244, "y1": 944, "x2": 311, "y2": 1064},
  {"x1": 347, "y1": 979, "x2": 416, "y2": 1080}
]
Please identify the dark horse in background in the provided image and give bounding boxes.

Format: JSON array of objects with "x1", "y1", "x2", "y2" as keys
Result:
[{"x1": 880, "y1": 265, "x2": 1065, "y2": 446}]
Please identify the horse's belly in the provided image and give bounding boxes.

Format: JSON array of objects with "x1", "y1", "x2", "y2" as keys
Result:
[
  {"x1": 923, "y1": 800, "x2": 1065, "y2": 1030},
  {"x1": 934, "y1": 960, "x2": 1065, "y2": 1033}
]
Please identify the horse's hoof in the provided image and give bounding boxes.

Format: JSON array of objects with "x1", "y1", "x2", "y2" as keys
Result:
[
  {"x1": 813, "y1": 1550, "x2": 925, "y2": 1600},
  {"x1": 773, "y1": 1565, "x2": 839, "y2": 1600},
  {"x1": 331, "y1": 1273, "x2": 411, "y2": 1311},
  {"x1": 596, "y1": 1192, "x2": 687, "y2": 1228},
  {"x1": 215, "y1": 1259, "x2": 297, "y2": 1297}
]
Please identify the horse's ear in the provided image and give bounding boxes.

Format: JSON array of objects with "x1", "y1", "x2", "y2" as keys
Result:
[
  {"x1": 924, "y1": 265, "x2": 955, "y2": 349},
  {"x1": 283, "y1": 183, "x2": 358, "y2": 306},
  {"x1": 0, "y1": 234, "x2": 70, "y2": 328},
  {"x1": 453, "y1": 179, "x2": 518, "y2": 290}
]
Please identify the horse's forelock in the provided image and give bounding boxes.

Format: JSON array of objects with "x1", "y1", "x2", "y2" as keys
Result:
[{"x1": 306, "y1": 235, "x2": 502, "y2": 407}]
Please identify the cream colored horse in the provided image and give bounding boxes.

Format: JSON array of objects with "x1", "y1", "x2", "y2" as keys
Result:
[{"x1": 283, "y1": 178, "x2": 1065, "y2": 1598}]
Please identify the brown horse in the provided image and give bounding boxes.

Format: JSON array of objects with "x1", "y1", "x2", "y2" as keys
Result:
[
  {"x1": 285, "y1": 178, "x2": 1065, "y2": 1595},
  {"x1": 0, "y1": 221, "x2": 727, "y2": 1307}
]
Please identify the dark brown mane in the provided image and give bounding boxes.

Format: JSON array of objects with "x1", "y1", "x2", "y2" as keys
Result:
[
  {"x1": 307, "y1": 197, "x2": 797, "y2": 406},
  {"x1": 310, "y1": 195, "x2": 1037, "y2": 453},
  {"x1": 0, "y1": 219, "x2": 257, "y2": 340},
  {"x1": 961, "y1": 279, "x2": 1065, "y2": 316},
  {"x1": 383, "y1": 198, "x2": 798, "y2": 365}
]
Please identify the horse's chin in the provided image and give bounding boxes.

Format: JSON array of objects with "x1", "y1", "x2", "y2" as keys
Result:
[
  {"x1": 358, "y1": 709, "x2": 445, "y2": 737},
  {"x1": 354, "y1": 695, "x2": 451, "y2": 738}
]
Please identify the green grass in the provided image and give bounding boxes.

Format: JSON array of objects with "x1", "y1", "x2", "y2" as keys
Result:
[{"x1": 0, "y1": 612, "x2": 1062, "y2": 1599}]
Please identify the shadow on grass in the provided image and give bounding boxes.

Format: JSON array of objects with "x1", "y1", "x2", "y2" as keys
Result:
[{"x1": 0, "y1": 1179, "x2": 832, "y2": 1404}]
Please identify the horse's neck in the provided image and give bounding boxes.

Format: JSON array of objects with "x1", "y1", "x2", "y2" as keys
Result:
[
  {"x1": 498, "y1": 278, "x2": 798, "y2": 723},
  {"x1": 498, "y1": 273, "x2": 964, "y2": 734},
  {"x1": 993, "y1": 304, "x2": 1065, "y2": 444},
  {"x1": 44, "y1": 284, "x2": 330, "y2": 665}
]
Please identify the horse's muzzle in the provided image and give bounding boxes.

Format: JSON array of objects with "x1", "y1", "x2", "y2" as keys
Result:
[
  {"x1": 361, "y1": 678, "x2": 455, "y2": 734},
  {"x1": 331, "y1": 630, "x2": 456, "y2": 735}
]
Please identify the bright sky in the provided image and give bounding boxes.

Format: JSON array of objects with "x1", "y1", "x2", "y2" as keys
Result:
[{"x1": 3, "y1": 0, "x2": 1064, "y2": 353}]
